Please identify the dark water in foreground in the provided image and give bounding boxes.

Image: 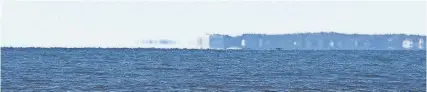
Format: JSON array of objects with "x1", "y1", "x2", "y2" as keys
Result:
[{"x1": 1, "y1": 48, "x2": 426, "y2": 91}]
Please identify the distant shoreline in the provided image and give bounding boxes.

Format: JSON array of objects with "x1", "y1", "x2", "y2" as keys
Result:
[{"x1": 209, "y1": 32, "x2": 426, "y2": 37}]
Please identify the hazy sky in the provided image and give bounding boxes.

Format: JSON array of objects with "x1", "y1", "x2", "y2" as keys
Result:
[{"x1": 1, "y1": 0, "x2": 426, "y2": 48}]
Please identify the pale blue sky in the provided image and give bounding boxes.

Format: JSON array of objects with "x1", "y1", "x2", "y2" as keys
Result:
[{"x1": 1, "y1": 0, "x2": 426, "y2": 48}]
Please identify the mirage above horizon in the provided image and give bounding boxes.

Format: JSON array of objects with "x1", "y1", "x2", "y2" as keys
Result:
[
  {"x1": 2, "y1": 32, "x2": 425, "y2": 50},
  {"x1": 207, "y1": 32, "x2": 426, "y2": 50}
]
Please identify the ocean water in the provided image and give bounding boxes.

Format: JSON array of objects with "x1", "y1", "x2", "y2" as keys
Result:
[{"x1": 1, "y1": 48, "x2": 426, "y2": 91}]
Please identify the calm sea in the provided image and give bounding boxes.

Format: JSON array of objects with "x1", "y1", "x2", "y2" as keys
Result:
[{"x1": 1, "y1": 48, "x2": 426, "y2": 91}]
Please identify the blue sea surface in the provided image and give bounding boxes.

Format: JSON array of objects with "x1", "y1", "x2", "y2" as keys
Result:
[{"x1": 1, "y1": 48, "x2": 426, "y2": 91}]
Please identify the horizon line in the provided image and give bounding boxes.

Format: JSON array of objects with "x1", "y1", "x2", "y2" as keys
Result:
[{"x1": 2, "y1": 47, "x2": 426, "y2": 51}]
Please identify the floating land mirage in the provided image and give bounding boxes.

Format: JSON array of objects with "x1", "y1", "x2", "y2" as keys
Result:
[{"x1": 208, "y1": 32, "x2": 426, "y2": 50}]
